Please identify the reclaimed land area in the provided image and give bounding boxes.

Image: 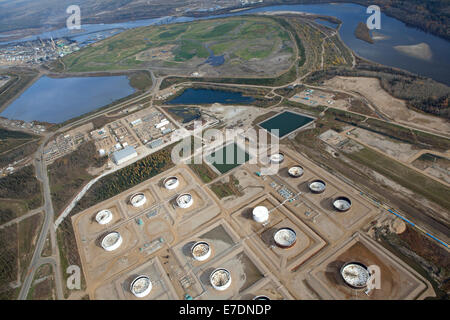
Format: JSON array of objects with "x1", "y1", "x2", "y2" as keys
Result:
[{"x1": 57, "y1": 16, "x2": 296, "y2": 78}]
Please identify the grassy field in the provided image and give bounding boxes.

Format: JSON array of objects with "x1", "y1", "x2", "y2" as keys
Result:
[
  {"x1": 346, "y1": 147, "x2": 450, "y2": 211},
  {"x1": 188, "y1": 162, "x2": 218, "y2": 184},
  {"x1": 0, "y1": 212, "x2": 43, "y2": 300},
  {"x1": 60, "y1": 17, "x2": 294, "y2": 74},
  {"x1": 210, "y1": 175, "x2": 242, "y2": 199},
  {"x1": 0, "y1": 166, "x2": 43, "y2": 223}
]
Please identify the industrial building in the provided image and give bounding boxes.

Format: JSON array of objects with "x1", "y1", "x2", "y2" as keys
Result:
[{"x1": 111, "y1": 146, "x2": 138, "y2": 165}]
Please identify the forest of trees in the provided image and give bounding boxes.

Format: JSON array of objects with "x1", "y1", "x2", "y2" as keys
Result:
[
  {"x1": 305, "y1": 63, "x2": 450, "y2": 119},
  {"x1": 0, "y1": 165, "x2": 42, "y2": 210}
]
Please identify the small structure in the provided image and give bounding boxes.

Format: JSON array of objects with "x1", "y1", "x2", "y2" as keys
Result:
[
  {"x1": 270, "y1": 153, "x2": 285, "y2": 164},
  {"x1": 252, "y1": 206, "x2": 269, "y2": 223},
  {"x1": 130, "y1": 275, "x2": 152, "y2": 298},
  {"x1": 111, "y1": 146, "x2": 137, "y2": 165},
  {"x1": 210, "y1": 268, "x2": 232, "y2": 291},
  {"x1": 340, "y1": 262, "x2": 370, "y2": 289},
  {"x1": 164, "y1": 176, "x2": 180, "y2": 190},
  {"x1": 130, "y1": 193, "x2": 147, "y2": 208},
  {"x1": 309, "y1": 180, "x2": 326, "y2": 194},
  {"x1": 333, "y1": 196, "x2": 352, "y2": 212},
  {"x1": 273, "y1": 228, "x2": 297, "y2": 249},
  {"x1": 176, "y1": 193, "x2": 194, "y2": 209},
  {"x1": 288, "y1": 166, "x2": 304, "y2": 178},
  {"x1": 101, "y1": 232, "x2": 123, "y2": 252},
  {"x1": 191, "y1": 241, "x2": 212, "y2": 262},
  {"x1": 95, "y1": 209, "x2": 113, "y2": 225}
]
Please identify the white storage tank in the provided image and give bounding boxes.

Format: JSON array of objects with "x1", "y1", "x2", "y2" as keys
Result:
[
  {"x1": 101, "y1": 232, "x2": 123, "y2": 252},
  {"x1": 130, "y1": 275, "x2": 152, "y2": 298},
  {"x1": 273, "y1": 228, "x2": 297, "y2": 249},
  {"x1": 288, "y1": 166, "x2": 304, "y2": 178},
  {"x1": 340, "y1": 262, "x2": 370, "y2": 289},
  {"x1": 252, "y1": 206, "x2": 269, "y2": 223},
  {"x1": 210, "y1": 268, "x2": 232, "y2": 291},
  {"x1": 176, "y1": 193, "x2": 193, "y2": 209},
  {"x1": 95, "y1": 209, "x2": 113, "y2": 225},
  {"x1": 130, "y1": 193, "x2": 147, "y2": 208},
  {"x1": 191, "y1": 241, "x2": 212, "y2": 262},
  {"x1": 333, "y1": 196, "x2": 352, "y2": 212},
  {"x1": 270, "y1": 153, "x2": 285, "y2": 164},
  {"x1": 164, "y1": 176, "x2": 180, "y2": 190}
]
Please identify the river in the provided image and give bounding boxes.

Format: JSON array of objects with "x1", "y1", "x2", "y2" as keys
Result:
[{"x1": 1, "y1": 3, "x2": 448, "y2": 85}]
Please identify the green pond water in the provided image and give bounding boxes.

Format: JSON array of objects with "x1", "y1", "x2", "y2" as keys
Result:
[
  {"x1": 206, "y1": 143, "x2": 250, "y2": 174},
  {"x1": 259, "y1": 111, "x2": 314, "y2": 138}
]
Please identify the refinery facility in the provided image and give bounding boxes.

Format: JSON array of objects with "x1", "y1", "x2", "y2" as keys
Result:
[{"x1": 70, "y1": 142, "x2": 434, "y2": 301}]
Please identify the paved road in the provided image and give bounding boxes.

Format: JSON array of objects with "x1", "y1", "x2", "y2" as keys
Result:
[
  {"x1": 17, "y1": 134, "x2": 64, "y2": 300},
  {"x1": 0, "y1": 206, "x2": 43, "y2": 230}
]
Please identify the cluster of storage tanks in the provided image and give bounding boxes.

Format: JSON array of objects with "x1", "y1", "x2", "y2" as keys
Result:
[{"x1": 93, "y1": 174, "x2": 200, "y2": 298}]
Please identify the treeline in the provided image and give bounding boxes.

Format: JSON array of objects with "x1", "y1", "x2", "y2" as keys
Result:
[
  {"x1": 0, "y1": 165, "x2": 42, "y2": 210},
  {"x1": 49, "y1": 141, "x2": 107, "y2": 214},
  {"x1": 305, "y1": 63, "x2": 450, "y2": 119},
  {"x1": 0, "y1": 128, "x2": 34, "y2": 140},
  {"x1": 73, "y1": 144, "x2": 175, "y2": 214},
  {"x1": 268, "y1": 0, "x2": 450, "y2": 40}
]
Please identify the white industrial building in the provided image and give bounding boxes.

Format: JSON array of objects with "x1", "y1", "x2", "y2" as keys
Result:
[{"x1": 111, "y1": 146, "x2": 138, "y2": 165}]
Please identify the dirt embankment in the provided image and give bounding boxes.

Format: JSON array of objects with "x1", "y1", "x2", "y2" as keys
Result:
[{"x1": 324, "y1": 76, "x2": 450, "y2": 136}]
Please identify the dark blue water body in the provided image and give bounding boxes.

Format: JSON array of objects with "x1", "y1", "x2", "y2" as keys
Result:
[
  {"x1": 315, "y1": 18, "x2": 338, "y2": 29},
  {"x1": 205, "y1": 47, "x2": 225, "y2": 66},
  {"x1": 167, "y1": 88, "x2": 255, "y2": 105},
  {"x1": 0, "y1": 76, "x2": 135, "y2": 123},
  {"x1": 242, "y1": 3, "x2": 450, "y2": 85},
  {"x1": 259, "y1": 111, "x2": 314, "y2": 138}
]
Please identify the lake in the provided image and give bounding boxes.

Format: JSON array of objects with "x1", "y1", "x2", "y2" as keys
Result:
[
  {"x1": 0, "y1": 76, "x2": 135, "y2": 123},
  {"x1": 167, "y1": 88, "x2": 255, "y2": 105},
  {"x1": 259, "y1": 111, "x2": 315, "y2": 138}
]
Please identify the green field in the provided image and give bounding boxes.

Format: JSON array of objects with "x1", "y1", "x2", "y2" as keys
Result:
[{"x1": 59, "y1": 17, "x2": 294, "y2": 74}]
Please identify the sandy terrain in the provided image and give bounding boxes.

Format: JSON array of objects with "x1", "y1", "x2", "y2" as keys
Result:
[
  {"x1": 324, "y1": 76, "x2": 450, "y2": 135},
  {"x1": 350, "y1": 127, "x2": 419, "y2": 162},
  {"x1": 394, "y1": 42, "x2": 432, "y2": 61}
]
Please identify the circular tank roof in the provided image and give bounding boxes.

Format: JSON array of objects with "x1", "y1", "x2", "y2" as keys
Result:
[
  {"x1": 309, "y1": 180, "x2": 326, "y2": 194},
  {"x1": 253, "y1": 295, "x2": 271, "y2": 300},
  {"x1": 333, "y1": 196, "x2": 352, "y2": 212},
  {"x1": 270, "y1": 153, "x2": 285, "y2": 164},
  {"x1": 177, "y1": 193, "x2": 193, "y2": 209},
  {"x1": 274, "y1": 228, "x2": 297, "y2": 248},
  {"x1": 130, "y1": 275, "x2": 152, "y2": 298},
  {"x1": 288, "y1": 166, "x2": 304, "y2": 178},
  {"x1": 95, "y1": 209, "x2": 113, "y2": 225},
  {"x1": 191, "y1": 241, "x2": 211, "y2": 262},
  {"x1": 164, "y1": 176, "x2": 179, "y2": 190},
  {"x1": 340, "y1": 262, "x2": 370, "y2": 289},
  {"x1": 130, "y1": 193, "x2": 147, "y2": 208},
  {"x1": 210, "y1": 268, "x2": 232, "y2": 291},
  {"x1": 101, "y1": 232, "x2": 122, "y2": 251},
  {"x1": 252, "y1": 206, "x2": 269, "y2": 223}
]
